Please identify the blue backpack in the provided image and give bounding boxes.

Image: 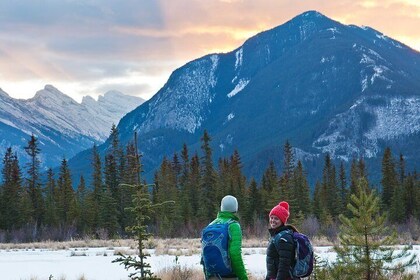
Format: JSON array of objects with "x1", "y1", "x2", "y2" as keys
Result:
[
  {"x1": 274, "y1": 230, "x2": 314, "y2": 278},
  {"x1": 201, "y1": 221, "x2": 235, "y2": 277}
]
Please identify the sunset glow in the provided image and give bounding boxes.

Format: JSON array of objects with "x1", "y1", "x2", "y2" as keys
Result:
[{"x1": 0, "y1": 0, "x2": 418, "y2": 102}]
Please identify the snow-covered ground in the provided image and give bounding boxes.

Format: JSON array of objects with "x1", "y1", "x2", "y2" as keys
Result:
[{"x1": 0, "y1": 246, "x2": 419, "y2": 280}]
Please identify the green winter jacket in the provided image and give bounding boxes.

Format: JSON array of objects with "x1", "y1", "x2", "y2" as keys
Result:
[{"x1": 208, "y1": 211, "x2": 248, "y2": 280}]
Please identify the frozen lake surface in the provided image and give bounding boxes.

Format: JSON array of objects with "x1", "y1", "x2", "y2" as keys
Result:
[{"x1": 0, "y1": 245, "x2": 419, "y2": 280}]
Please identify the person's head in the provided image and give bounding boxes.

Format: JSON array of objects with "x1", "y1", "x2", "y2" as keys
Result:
[
  {"x1": 220, "y1": 195, "x2": 238, "y2": 213},
  {"x1": 269, "y1": 201, "x2": 290, "y2": 229}
]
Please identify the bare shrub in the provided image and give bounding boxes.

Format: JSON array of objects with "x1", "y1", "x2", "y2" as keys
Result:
[
  {"x1": 324, "y1": 221, "x2": 339, "y2": 243},
  {"x1": 0, "y1": 230, "x2": 6, "y2": 243},
  {"x1": 407, "y1": 216, "x2": 420, "y2": 242},
  {"x1": 300, "y1": 215, "x2": 320, "y2": 238},
  {"x1": 95, "y1": 228, "x2": 109, "y2": 240}
]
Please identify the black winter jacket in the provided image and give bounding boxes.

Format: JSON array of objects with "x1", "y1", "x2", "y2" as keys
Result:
[{"x1": 265, "y1": 225, "x2": 296, "y2": 280}]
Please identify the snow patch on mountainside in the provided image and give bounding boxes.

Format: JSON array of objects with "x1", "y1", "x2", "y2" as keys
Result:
[
  {"x1": 357, "y1": 45, "x2": 393, "y2": 91},
  {"x1": 235, "y1": 47, "x2": 243, "y2": 70},
  {"x1": 365, "y1": 97, "x2": 420, "y2": 140},
  {"x1": 228, "y1": 79, "x2": 250, "y2": 98},
  {"x1": 140, "y1": 55, "x2": 219, "y2": 134},
  {"x1": 313, "y1": 96, "x2": 420, "y2": 160}
]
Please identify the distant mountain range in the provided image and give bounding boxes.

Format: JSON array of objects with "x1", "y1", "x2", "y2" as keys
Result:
[
  {"x1": 0, "y1": 85, "x2": 144, "y2": 169},
  {"x1": 36, "y1": 11, "x2": 420, "y2": 185}
]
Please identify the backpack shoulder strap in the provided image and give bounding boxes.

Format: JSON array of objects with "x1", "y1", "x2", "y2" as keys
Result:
[{"x1": 272, "y1": 229, "x2": 294, "y2": 252}]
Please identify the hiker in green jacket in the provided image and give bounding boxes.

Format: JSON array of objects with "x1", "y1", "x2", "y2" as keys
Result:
[{"x1": 202, "y1": 195, "x2": 249, "y2": 280}]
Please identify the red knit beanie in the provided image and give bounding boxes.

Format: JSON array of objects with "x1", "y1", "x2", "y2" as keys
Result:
[{"x1": 269, "y1": 201, "x2": 290, "y2": 224}]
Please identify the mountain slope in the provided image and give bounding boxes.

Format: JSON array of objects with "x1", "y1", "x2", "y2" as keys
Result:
[
  {"x1": 0, "y1": 85, "x2": 144, "y2": 169},
  {"x1": 70, "y1": 11, "x2": 420, "y2": 184}
]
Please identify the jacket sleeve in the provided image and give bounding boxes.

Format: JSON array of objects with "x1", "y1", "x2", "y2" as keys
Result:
[
  {"x1": 228, "y1": 222, "x2": 248, "y2": 280},
  {"x1": 274, "y1": 232, "x2": 294, "y2": 280}
]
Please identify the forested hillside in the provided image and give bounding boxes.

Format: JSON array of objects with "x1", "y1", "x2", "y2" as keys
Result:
[{"x1": 0, "y1": 128, "x2": 419, "y2": 242}]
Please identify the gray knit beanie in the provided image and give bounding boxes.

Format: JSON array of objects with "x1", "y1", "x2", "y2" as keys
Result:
[{"x1": 220, "y1": 195, "x2": 238, "y2": 213}]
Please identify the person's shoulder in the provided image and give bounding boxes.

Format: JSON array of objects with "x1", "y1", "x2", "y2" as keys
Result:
[{"x1": 285, "y1": 224, "x2": 299, "y2": 233}]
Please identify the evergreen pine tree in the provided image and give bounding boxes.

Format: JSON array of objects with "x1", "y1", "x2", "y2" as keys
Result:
[
  {"x1": 292, "y1": 160, "x2": 311, "y2": 217},
  {"x1": 381, "y1": 147, "x2": 398, "y2": 210},
  {"x1": 153, "y1": 157, "x2": 179, "y2": 237},
  {"x1": 229, "y1": 150, "x2": 247, "y2": 217},
  {"x1": 398, "y1": 153, "x2": 405, "y2": 185},
  {"x1": 44, "y1": 168, "x2": 58, "y2": 228},
  {"x1": 98, "y1": 184, "x2": 119, "y2": 238},
  {"x1": 24, "y1": 134, "x2": 44, "y2": 228},
  {"x1": 189, "y1": 153, "x2": 201, "y2": 225},
  {"x1": 179, "y1": 144, "x2": 193, "y2": 229},
  {"x1": 282, "y1": 140, "x2": 295, "y2": 183},
  {"x1": 261, "y1": 161, "x2": 279, "y2": 215},
  {"x1": 245, "y1": 178, "x2": 261, "y2": 228},
  {"x1": 198, "y1": 130, "x2": 217, "y2": 222},
  {"x1": 312, "y1": 181, "x2": 323, "y2": 221},
  {"x1": 349, "y1": 158, "x2": 360, "y2": 196},
  {"x1": 57, "y1": 158, "x2": 77, "y2": 227},
  {"x1": 403, "y1": 174, "x2": 419, "y2": 219},
  {"x1": 90, "y1": 144, "x2": 103, "y2": 230},
  {"x1": 1, "y1": 148, "x2": 22, "y2": 231},
  {"x1": 112, "y1": 132, "x2": 170, "y2": 280},
  {"x1": 335, "y1": 178, "x2": 416, "y2": 279},
  {"x1": 338, "y1": 161, "x2": 348, "y2": 214},
  {"x1": 76, "y1": 176, "x2": 89, "y2": 234}
]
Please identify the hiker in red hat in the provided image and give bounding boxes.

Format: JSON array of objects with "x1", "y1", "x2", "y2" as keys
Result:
[{"x1": 265, "y1": 201, "x2": 298, "y2": 280}]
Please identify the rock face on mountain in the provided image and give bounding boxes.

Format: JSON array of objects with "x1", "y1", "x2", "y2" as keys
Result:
[
  {"x1": 70, "y1": 11, "x2": 419, "y2": 183},
  {"x1": 0, "y1": 85, "x2": 144, "y2": 169}
]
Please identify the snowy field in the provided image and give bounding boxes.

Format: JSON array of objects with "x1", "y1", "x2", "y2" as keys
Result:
[{"x1": 0, "y1": 246, "x2": 419, "y2": 280}]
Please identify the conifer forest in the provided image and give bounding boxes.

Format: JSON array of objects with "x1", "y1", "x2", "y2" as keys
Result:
[{"x1": 0, "y1": 125, "x2": 419, "y2": 243}]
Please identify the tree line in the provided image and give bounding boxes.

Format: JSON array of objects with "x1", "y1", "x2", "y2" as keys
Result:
[{"x1": 0, "y1": 125, "x2": 419, "y2": 242}]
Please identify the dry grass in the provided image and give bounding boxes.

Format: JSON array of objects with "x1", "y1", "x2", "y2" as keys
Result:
[
  {"x1": 0, "y1": 236, "x2": 336, "y2": 252},
  {"x1": 156, "y1": 265, "x2": 263, "y2": 280}
]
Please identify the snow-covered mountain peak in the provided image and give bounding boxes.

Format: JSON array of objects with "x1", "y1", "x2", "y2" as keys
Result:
[
  {"x1": 0, "y1": 85, "x2": 145, "y2": 169},
  {"x1": 32, "y1": 85, "x2": 77, "y2": 105},
  {"x1": 0, "y1": 88, "x2": 10, "y2": 99}
]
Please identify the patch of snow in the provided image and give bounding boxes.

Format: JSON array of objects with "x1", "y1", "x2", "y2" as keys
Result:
[
  {"x1": 360, "y1": 54, "x2": 375, "y2": 64},
  {"x1": 361, "y1": 75, "x2": 368, "y2": 92},
  {"x1": 320, "y1": 56, "x2": 335, "y2": 63},
  {"x1": 376, "y1": 33, "x2": 388, "y2": 41},
  {"x1": 1, "y1": 246, "x2": 419, "y2": 280},
  {"x1": 210, "y1": 55, "x2": 219, "y2": 87},
  {"x1": 235, "y1": 47, "x2": 243, "y2": 70},
  {"x1": 219, "y1": 143, "x2": 225, "y2": 152},
  {"x1": 313, "y1": 96, "x2": 420, "y2": 159},
  {"x1": 367, "y1": 48, "x2": 384, "y2": 61},
  {"x1": 227, "y1": 79, "x2": 250, "y2": 98},
  {"x1": 326, "y1": 27, "x2": 340, "y2": 39},
  {"x1": 365, "y1": 97, "x2": 420, "y2": 140},
  {"x1": 371, "y1": 65, "x2": 390, "y2": 84}
]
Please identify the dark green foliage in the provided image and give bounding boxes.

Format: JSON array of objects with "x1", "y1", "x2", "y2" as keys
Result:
[
  {"x1": 0, "y1": 148, "x2": 23, "y2": 230},
  {"x1": 261, "y1": 161, "x2": 279, "y2": 215},
  {"x1": 43, "y1": 168, "x2": 58, "y2": 228},
  {"x1": 198, "y1": 130, "x2": 217, "y2": 222},
  {"x1": 291, "y1": 161, "x2": 311, "y2": 218},
  {"x1": 57, "y1": 158, "x2": 77, "y2": 225},
  {"x1": 24, "y1": 134, "x2": 44, "y2": 227},
  {"x1": 381, "y1": 147, "x2": 398, "y2": 210}
]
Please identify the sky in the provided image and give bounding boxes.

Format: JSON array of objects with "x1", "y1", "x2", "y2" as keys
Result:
[{"x1": 0, "y1": 0, "x2": 419, "y2": 103}]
